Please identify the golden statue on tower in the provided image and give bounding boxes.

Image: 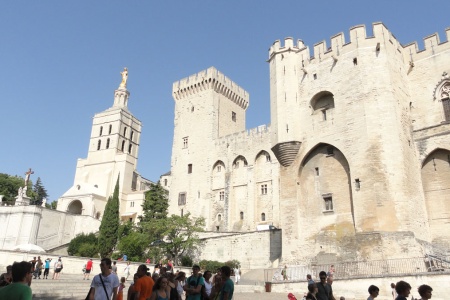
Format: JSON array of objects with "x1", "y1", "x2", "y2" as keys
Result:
[{"x1": 119, "y1": 67, "x2": 128, "y2": 88}]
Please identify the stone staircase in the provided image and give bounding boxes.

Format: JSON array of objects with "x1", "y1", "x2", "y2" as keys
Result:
[
  {"x1": 31, "y1": 273, "x2": 129, "y2": 300},
  {"x1": 29, "y1": 273, "x2": 266, "y2": 299}
]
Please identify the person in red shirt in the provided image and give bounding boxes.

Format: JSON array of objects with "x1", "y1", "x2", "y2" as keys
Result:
[
  {"x1": 84, "y1": 259, "x2": 94, "y2": 280},
  {"x1": 134, "y1": 264, "x2": 155, "y2": 300}
]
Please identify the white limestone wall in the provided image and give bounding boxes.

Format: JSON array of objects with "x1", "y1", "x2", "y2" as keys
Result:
[
  {"x1": 0, "y1": 206, "x2": 42, "y2": 249},
  {"x1": 196, "y1": 230, "x2": 282, "y2": 269},
  {"x1": 37, "y1": 209, "x2": 100, "y2": 250}
]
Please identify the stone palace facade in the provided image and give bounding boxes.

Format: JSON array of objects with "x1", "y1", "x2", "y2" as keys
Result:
[{"x1": 163, "y1": 22, "x2": 450, "y2": 264}]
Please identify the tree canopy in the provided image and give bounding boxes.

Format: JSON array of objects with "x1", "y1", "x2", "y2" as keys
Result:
[
  {"x1": 0, "y1": 173, "x2": 32, "y2": 204},
  {"x1": 139, "y1": 182, "x2": 169, "y2": 222},
  {"x1": 98, "y1": 176, "x2": 120, "y2": 258},
  {"x1": 158, "y1": 213, "x2": 205, "y2": 265},
  {"x1": 31, "y1": 177, "x2": 49, "y2": 205}
]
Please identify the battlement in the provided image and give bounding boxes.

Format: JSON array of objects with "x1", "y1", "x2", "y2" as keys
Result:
[
  {"x1": 172, "y1": 67, "x2": 249, "y2": 110},
  {"x1": 215, "y1": 124, "x2": 271, "y2": 146},
  {"x1": 269, "y1": 22, "x2": 450, "y2": 64}
]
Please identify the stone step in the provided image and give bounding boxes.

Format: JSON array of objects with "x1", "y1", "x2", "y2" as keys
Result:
[{"x1": 234, "y1": 284, "x2": 266, "y2": 293}]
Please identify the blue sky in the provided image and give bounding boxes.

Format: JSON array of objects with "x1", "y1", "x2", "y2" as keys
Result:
[{"x1": 1, "y1": 1, "x2": 449, "y2": 202}]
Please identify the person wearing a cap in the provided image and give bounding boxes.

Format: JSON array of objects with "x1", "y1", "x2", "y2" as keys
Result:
[{"x1": 184, "y1": 265, "x2": 205, "y2": 300}]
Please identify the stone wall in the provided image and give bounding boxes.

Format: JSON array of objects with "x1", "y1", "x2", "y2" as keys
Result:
[
  {"x1": 0, "y1": 206, "x2": 41, "y2": 249},
  {"x1": 196, "y1": 229, "x2": 282, "y2": 269},
  {"x1": 37, "y1": 208, "x2": 100, "y2": 250}
]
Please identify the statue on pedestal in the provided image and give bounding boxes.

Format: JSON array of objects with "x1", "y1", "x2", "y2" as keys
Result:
[
  {"x1": 41, "y1": 198, "x2": 47, "y2": 207},
  {"x1": 119, "y1": 67, "x2": 128, "y2": 89}
]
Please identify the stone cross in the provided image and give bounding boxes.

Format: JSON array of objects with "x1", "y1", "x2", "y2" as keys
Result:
[{"x1": 24, "y1": 168, "x2": 34, "y2": 186}]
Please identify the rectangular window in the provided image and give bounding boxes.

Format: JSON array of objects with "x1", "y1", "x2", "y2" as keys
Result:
[
  {"x1": 217, "y1": 165, "x2": 222, "y2": 172},
  {"x1": 324, "y1": 196, "x2": 333, "y2": 211},
  {"x1": 183, "y1": 137, "x2": 188, "y2": 148},
  {"x1": 261, "y1": 184, "x2": 268, "y2": 195},
  {"x1": 232, "y1": 112, "x2": 236, "y2": 122},
  {"x1": 443, "y1": 99, "x2": 450, "y2": 121},
  {"x1": 219, "y1": 191, "x2": 224, "y2": 201},
  {"x1": 322, "y1": 110, "x2": 327, "y2": 121},
  {"x1": 178, "y1": 192, "x2": 186, "y2": 206},
  {"x1": 188, "y1": 164, "x2": 193, "y2": 174},
  {"x1": 326, "y1": 146, "x2": 334, "y2": 156},
  {"x1": 130, "y1": 201, "x2": 134, "y2": 207}
]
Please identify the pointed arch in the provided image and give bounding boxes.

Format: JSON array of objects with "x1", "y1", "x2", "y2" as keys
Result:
[
  {"x1": 255, "y1": 150, "x2": 271, "y2": 163},
  {"x1": 212, "y1": 160, "x2": 225, "y2": 173},
  {"x1": 232, "y1": 155, "x2": 248, "y2": 168},
  {"x1": 298, "y1": 142, "x2": 355, "y2": 227},
  {"x1": 421, "y1": 147, "x2": 450, "y2": 248}
]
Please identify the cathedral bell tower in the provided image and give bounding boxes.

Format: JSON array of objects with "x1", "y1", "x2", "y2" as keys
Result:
[{"x1": 57, "y1": 68, "x2": 143, "y2": 219}]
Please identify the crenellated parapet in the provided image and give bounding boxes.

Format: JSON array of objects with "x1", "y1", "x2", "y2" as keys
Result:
[
  {"x1": 403, "y1": 28, "x2": 450, "y2": 62},
  {"x1": 215, "y1": 124, "x2": 271, "y2": 146},
  {"x1": 172, "y1": 67, "x2": 249, "y2": 110},
  {"x1": 269, "y1": 22, "x2": 450, "y2": 65}
]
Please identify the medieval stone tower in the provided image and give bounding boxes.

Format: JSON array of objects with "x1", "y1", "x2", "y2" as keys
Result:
[
  {"x1": 57, "y1": 72, "x2": 150, "y2": 221},
  {"x1": 167, "y1": 23, "x2": 450, "y2": 265}
]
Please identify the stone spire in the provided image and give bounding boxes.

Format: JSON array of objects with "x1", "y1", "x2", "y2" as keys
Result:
[{"x1": 113, "y1": 67, "x2": 130, "y2": 108}]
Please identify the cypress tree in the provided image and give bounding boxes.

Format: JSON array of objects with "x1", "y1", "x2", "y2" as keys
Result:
[{"x1": 98, "y1": 175, "x2": 120, "y2": 258}]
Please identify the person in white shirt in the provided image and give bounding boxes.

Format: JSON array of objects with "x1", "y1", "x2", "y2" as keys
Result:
[
  {"x1": 88, "y1": 258, "x2": 119, "y2": 300},
  {"x1": 233, "y1": 267, "x2": 240, "y2": 284}
]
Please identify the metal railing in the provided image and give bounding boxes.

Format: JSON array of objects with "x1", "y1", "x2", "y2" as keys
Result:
[{"x1": 265, "y1": 256, "x2": 450, "y2": 282}]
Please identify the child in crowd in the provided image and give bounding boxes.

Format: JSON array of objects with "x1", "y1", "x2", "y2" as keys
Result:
[{"x1": 117, "y1": 276, "x2": 126, "y2": 300}]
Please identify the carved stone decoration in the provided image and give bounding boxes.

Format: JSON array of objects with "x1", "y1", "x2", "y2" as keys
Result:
[
  {"x1": 271, "y1": 141, "x2": 301, "y2": 167},
  {"x1": 441, "y1": 82, "x2": 450, "y2": 100},
  {"x1": 433, "y1": 76, "x2": 450, "y2": 101}
]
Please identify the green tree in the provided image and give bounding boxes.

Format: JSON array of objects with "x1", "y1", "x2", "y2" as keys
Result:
[
  {"x1": 139, "y1": 181, "x2": 169, "y2": 222},
  {"x1": 159, "y1": 213, "x2": 205, "y2": 265},
  {"x1": 98, "y1": 176, "x2": 120, "y2": 258},
  {"x1": 31, "y1": 177, "x2": 49, "y2": 205},
  {"x1": 0, "y1": 173, "x2": 25, "y2": 203},
  {"x1": 117, "y1": 231, "x2": 148, "y2": 261}
]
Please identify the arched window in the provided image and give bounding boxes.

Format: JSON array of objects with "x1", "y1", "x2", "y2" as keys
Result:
[
  {"x1": 240, "y1": 211, "x2": 244, "y2": 220},
  {"x1": 439, "y1": 82, "x2": 450, "y2": 121},
  {"x1": 99, "y1": 126, "x2": 103, "y2": 136},
  {"x1": 261, "y1": 213, "x2": 266, "y2": 221},
  {"x1": 311, "y1": 91, "x2": 335, "y2": 121},
  {"x1": 256, "y1": 150, "x2": 271, "y2": 164},
  {"x1": 108, "y1": 124, "x2": 112, "y2": 134},
  {"x1": 233, "y1": 155, "x2": 248, "y2": 169},
  {"x1": 121, "y1": 140, "x2": 125, "y2": 152},
  {"x1": 130, "y1": 131, "x2": 134, "y2": 141},
  {"x1": 106, "y1": 138, "x2": 110, "y2": 149},
  {"x1": 213, "y1": 160, "x2": 225, "y2": 173},
  {"x1": 128, "y1": 144, "x2": 132, "y2": 154},
  {"x1": 97, "y1": 140, "x2": 101, "y2": 150},
  {"x1": 218, "y1": 214, "x2": 222, "y2": 221}
]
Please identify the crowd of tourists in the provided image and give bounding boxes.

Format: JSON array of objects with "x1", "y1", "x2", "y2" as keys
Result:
[
  {"x1": 84, "y1": 258, "x2": 234, "y2": 300},
  {"x1": 299, "y1": 268, "x2": 434, "y2": 300},
  {"x1": 0, "y1": 256, "x2": 235, "y2": 300}
]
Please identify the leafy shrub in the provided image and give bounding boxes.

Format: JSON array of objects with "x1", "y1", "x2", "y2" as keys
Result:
[
  {"x1": 225, "y1": 259, "x2": 240, "y2": 269},
  {"x1": 180, "y1": 256, "x2": 193, "y2": 267},
  {"x1": 78, "y1": 243, "x2": 98, "y2": 258},
  {"x1": 199, "y1": 260, "x2": 223, "y2": 272},
  {"x1": 68, "y1": 233, "x2": 98, "y2": 256}
]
